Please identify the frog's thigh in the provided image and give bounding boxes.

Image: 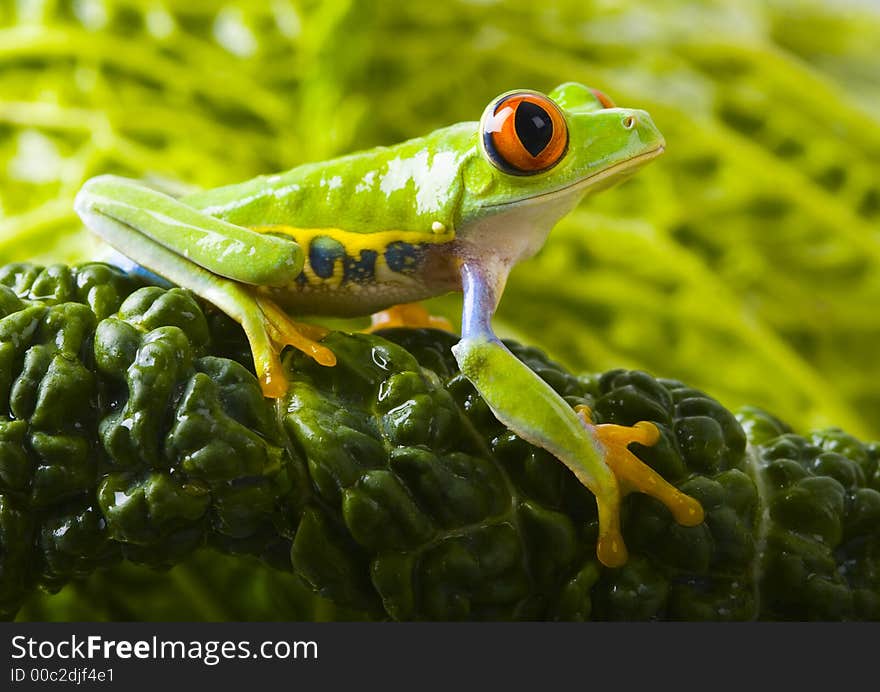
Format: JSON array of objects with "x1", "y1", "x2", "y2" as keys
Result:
[
  {"x1": 76, "y1": 204, "x2": 331, "y2": 398},
  {"x1": 366, "y1": 303, "x2": 453, "y2": 333},
  {"x1": 75, "y1": 175, "x2": 303, "y2": 286}
]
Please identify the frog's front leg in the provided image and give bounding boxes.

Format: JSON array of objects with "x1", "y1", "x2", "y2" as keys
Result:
[
  {"x1": 451, "y1": 261, "x2": 704, "y2": 567},
  {"x1": 367, "y1": 303, "x2": 453, "y2": 332},
  {"x1": 74, "y1": 175, "x2": 335, "y2": 397}
]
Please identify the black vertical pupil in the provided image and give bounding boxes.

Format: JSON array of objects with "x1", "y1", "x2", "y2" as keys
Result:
[{"x1": 514, "y1": 101, "x2": 553, "y2": 157}]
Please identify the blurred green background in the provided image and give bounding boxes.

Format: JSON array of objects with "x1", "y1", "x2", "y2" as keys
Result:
[{"x1": 1, "y1": 0, "x2": 879, "y2": 445}]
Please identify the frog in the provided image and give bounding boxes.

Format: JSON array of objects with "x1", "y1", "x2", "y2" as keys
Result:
[{"x1": 74, "y1": 82, "x2": 704, "y2": 567}]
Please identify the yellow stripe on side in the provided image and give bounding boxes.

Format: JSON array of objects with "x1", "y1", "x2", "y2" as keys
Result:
[
  {"x1": 249, "y1": 224, "x2": 456, "y2": 255},
  {"x1": 249, "y1": 224, "x2": 456, "y2": 288}
]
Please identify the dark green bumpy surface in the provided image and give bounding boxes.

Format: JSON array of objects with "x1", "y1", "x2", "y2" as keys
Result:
[{"x1": 1, "y1": 263, "x2": 878, "y2": 621}]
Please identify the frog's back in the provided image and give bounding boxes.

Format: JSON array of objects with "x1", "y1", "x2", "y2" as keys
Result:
[
  {"x1": 182, "y1": 122, "x2": 476, "y2": 316},
  {"x1": 183, "y1": 122, "x2": 476, "y2": 235}
]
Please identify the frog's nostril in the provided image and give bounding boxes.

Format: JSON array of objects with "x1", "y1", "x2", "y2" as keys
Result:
[{"x1": 622, "y1": 115, "x2": 637, "y2": 130}]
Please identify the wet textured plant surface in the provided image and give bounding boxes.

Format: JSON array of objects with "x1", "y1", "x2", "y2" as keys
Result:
[
  {"x1": 1, "y1": 263, "x2": 878, "y2": 621},
  {"x1": 1, "y1": 1, "x2": 879, "y2": 440}
]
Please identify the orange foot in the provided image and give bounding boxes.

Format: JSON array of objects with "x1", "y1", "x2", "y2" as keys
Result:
[
  {"x1": 575, "y1": 404, "x2": 705, "y2": 567},
  {"x1": 366, "y1": 302, "x2": 453, "y2": 333},
  {"x1": 249, "y1": 293, "x2": 336, "y2": 398}
]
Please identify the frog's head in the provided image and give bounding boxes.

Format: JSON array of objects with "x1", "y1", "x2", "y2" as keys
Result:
[{"x1": 454, "y1": 82, "x2": 665, "y2": 262}]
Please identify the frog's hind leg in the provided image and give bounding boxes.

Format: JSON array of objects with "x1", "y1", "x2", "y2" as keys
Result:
[
  {"x1": 75, "y1": 186, "x2": 334, "y2": 398},
  {"x1": 135, "y1": 245, "x2": 334, "y2": 398},
  {"x1": 217, "y1": 289, "x2": 336, "y2": 398},
  {"x1": 367, "y1": 302, "x2": 453, "y2": 332},
  {"x1": 253, "y1": 293, "x2": 336, "y2": 368}
]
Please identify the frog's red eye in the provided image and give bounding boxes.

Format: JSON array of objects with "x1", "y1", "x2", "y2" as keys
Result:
[
  {"x1": 480, "y1": 91, "x2": 568, "y2": 175},
  {"x1": 590, "y1": 88, "x2": 616, "y2": 109}
]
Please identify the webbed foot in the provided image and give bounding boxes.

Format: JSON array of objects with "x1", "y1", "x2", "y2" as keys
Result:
[
  {"x1": 575, "y1": 404, "x2": 705, "y2": 567},
  {"x1": 367, "y1": 302, "x2": 453, "y2": 332},
  {"x1": 244, "y1": 291, "x2": 336, "y2": 398}
]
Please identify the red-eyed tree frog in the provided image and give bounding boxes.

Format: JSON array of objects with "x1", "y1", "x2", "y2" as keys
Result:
[{"x1": 75, "y1": 82, "x2": 704, "y2": 567}]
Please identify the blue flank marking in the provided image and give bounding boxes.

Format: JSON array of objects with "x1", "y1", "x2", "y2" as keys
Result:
[
  {"x1": 344, "y1": 250, "x2": 378, "y2": 283},
  {"x1": 304, "y1": 234, "x2": 426, "y2": 285},
  {"x1": 307, "y1": 234, "x2": 377, "y2": 284},
  {"x1": 309, "y1": 235, "x2": 346, "y2": 279},
  {"x1": 384, "y1": 241, "x2": 425, "y2": 275}
]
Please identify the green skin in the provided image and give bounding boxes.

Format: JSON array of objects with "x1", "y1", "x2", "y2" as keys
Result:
[{"x1": 74, "y1": 82, "x2": 668, "y2": 566}]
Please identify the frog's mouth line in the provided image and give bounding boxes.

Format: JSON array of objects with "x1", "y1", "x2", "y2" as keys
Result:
[{"x1": 486, "y1": 146, "x2": 665, "y2": 208}]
